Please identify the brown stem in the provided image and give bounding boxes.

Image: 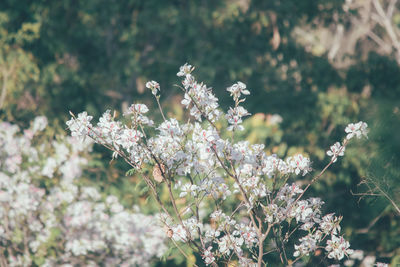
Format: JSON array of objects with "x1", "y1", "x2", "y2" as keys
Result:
[
  {"x1": 258, "y1": 224, "x2": 272, "y2": 267},
  {"x1": 170, "y1": 238, "x2": 199, "y2": 267},
  {"x1": 212, "y1": 146, "x2": 259, "y2": 228},
  {"x1": 0, "y1": 70, "x2": 9, "y2": 109},
  {"x1": 294, "y1": 139, "x2": 348, "y2": 206},
  {"x1": 155, "y1": 96, "x2": 167, "y2": 121}
]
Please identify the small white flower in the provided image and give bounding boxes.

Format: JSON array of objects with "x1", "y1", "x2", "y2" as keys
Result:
[
  {"x1": 287, "y1": 154, "x2": 312, "y2": 176},
  {"x1": 293, "y1": 231, "x2": 321, "y2": 257},
  {"x1": 345, "y1": 121, "x2": 368, "y2": 140},
  {"x1": 202, "y1": 246, "x2": 215, "y2": 265},
  {"x1": 320, "y1": 214, "x2": 342, "y2": 235},
  {"x1": 227, "y1": 81, "x2": 250, "y2": 101},
  {"x1": 326, "y1": 142, "x2": 345, "y2": 162},
  {"x1": 179, "y1": 183, "x2": 198, "y2": 198},
  {"x1": 145, "y1": 80, "x2": 160, "y2": 95},
  {"x1": 66, "y1": 112, "x2": 93, "y2": 138},
  {"x1": 125, "y1": 104, "x2": 149, "y2": 114},
  {"x1": 171, "y1": 224, "x2": 187, "y2": 242},
  {"x1": 325, "y1": 235, "x2": 353, "y2": 260},
  {"x1": 226, "y1": 106, "x2": 250, "y2": 131},
  {"x1": 177, "y1": 63, "x2": 194, "y2": 77}
]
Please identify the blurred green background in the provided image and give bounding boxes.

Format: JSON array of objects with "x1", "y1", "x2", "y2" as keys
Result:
[{"x1": 0, "y1": 0, "x2": 399, "y2": 265}]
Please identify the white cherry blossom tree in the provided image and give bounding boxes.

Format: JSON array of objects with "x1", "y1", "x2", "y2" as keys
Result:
[{"x1": 67, "y1": 64, "x2": 370, "y2": 266}]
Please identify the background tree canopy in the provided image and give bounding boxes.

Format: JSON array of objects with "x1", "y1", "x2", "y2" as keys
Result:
[{"x1": 0, "y1": 0, "x2": 399, "y2": 265}]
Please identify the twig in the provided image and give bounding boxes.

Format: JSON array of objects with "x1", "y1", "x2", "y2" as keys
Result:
[
  {"x1": 356, "y1": 208, "x2": 387, "y2": 233},
  {"x1": 170, "y1": 238, "x2": 199, "y2": 267}
]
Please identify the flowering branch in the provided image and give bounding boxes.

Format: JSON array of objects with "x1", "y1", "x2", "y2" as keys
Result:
[{"x1": 66, "y1": 63, "x2": 370, "y2": 266}]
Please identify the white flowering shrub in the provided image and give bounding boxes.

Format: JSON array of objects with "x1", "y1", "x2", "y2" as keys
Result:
[
  {"x1": 67, "y1": 64, "x2": 370, "y2": 266},
  {"x1": 0, "y1": 117, "x2": 166, "y2": 266}
]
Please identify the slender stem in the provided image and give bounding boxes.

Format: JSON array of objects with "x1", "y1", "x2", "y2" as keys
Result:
[
  {"x1": 0, "y1": 69, "x2": 8, "y2": 109},
  {"x1": 294, "y1": 139, "x2": 348, "y2": 205},
  {"x1": 258, "y1": 224, "x2": 272, "y2": 267},
  {"x1": 155, "y1": 96, "x2": 167, "y2": 121},
  {"x1": 369, "y1": 178, "x2": 400, "y2": 215},
  {"x1": 257, "y1": 227, "x2": 265, "y2": 266},
  {"x1": 211, "y1": 146, "x2": 259, "y2": 230},
  {"x1": 187, "y1": 175, "x2": 207, "y2": 251},
  {"x1": 170, "y1": 238, "x2": 199, "y2": 267}
]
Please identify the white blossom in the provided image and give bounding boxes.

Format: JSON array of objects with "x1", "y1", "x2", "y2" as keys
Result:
[
  {"x1": 145, "y1": 80, "x2": 160, "y2": 95},
  {"x1": 286, "y1": 154, "x2": 312, "y2": 176},
  {"x1": 345, "y1": 121, "x2": 368, "y2": 140},
  {"x1": 227, "y1": 81, "x2": 250, "y2": 101},
  {"x1": 327, "y1": 142, "x2": 345, "y2": 162},
  {"x1": 203, "y1": 246, "x2": 215, "y2": 265},
  {"x1": 177, "y1": 63, "x2": 194, "y2": 77},
  {"x1": 325, "y1": 235, "x2": 353, "y2": 260},
  {"x1": 66, "y1": 112, "x2": 93, "y2": 139}
]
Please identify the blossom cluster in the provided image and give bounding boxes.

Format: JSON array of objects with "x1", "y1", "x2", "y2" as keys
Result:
[
  {"x1": 325, "y1": 121, "x2": 368, "y2": 163},
  {"x1": 0, "y1": 118, "x2": 166, "y2": 266},
  {"x1": 67, "y1": 64, "x2": 371, "y2": 266}
]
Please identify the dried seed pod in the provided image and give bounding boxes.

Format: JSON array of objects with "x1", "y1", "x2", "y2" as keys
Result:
[
  {"x1": 152, "y1": 164, "x2": 165, "y2": 183},
  {"x1": 166, "y1": 228, "x2": 174, "y2": 238}
]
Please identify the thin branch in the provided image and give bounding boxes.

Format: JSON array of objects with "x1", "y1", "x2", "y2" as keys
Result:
[
  {"x1": 367, "y1": 30, "x2": 392, "y2": 52},
  {"x1": 356, "y1": 208, "x2": 387, "y2": 233},
  {"x1": 155, "y1": 95, "x2": 167, "y2": 121},
  {"x1": 170, "y1": 238, "x2": 199, "y2": 267},
  {"x1": 387, "y1": 0, "x2": 398, "y2": 18},
  {"x1": 371, "y1": 179, "x2": 400, "y2": 215},
  {"x1": 293, "y1": 139, "x2": 348, "y2": 206},
  {"x1": 0, "y1": 69, "x2": 9, "y2": 109}
]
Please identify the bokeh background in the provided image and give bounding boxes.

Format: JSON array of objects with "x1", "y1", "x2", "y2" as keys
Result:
[{"x1": 1, "y1": 0, "x2": 399, "y2": 265}]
